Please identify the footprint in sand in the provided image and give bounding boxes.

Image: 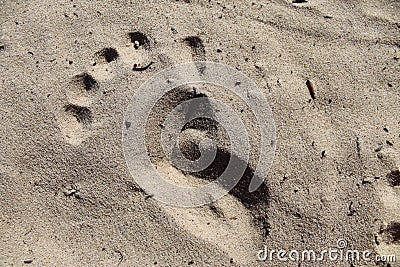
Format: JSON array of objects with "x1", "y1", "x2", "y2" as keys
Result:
[
  {"x1": 66, "y1": 72, "x2": 98, "y2": 106},
  {"x1": 59, "y1": 31, "x2": 272, "y2": 264},
  {"x1": 183, "y1": 35, "x2": 206, "y2": 62},
  {"x1": 117, "y1": 31, "x2": 154, "y2": 72},
  {"x1": 142, "y1": 79, "x2": 271, "y2": 265},
  {"x1": 57, "y1": 72, "x2": 99, "y2": 145},
  {"x1": 90, "y1": 47, "x2": 120, "y2": 80},
  {"x1": 57, "y1": 103, "x2": 94, "y2": 146},
  {"x1": 58, "y1": 31, "x2": 154, "y2": 145},
  {"x1": 121, "y1": 35, "x2": 273, "y2": 265}
]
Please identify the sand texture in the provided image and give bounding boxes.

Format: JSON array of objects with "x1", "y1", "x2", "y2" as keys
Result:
[{"x1": 0, "y1": 0, "x2": 399, "y2": 266}]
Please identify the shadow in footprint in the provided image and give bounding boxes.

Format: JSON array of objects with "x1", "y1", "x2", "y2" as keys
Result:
[
  {"x1": 145, "y1": 86, "x2": 270, "y2": 236},
  {"x1": 184, "y1": 36, "x2": 206, "y2": 74},
  {"x1": 97, "y1": 47, "x2": 119, "y2": 63},
  {"x1": 64, "y1": 104, "x2": 92, "y2": 125},
  {"x1": 73, "y1": 73, "x2": 98, "y2": 91},
  {"x1": 180, "y1": 145, "x2": 271, "y2": 236},
  {"x1": 129, "y1": 31, "x2": 150, "y2": 50},
  {"x1": 184, "y1": 36, "x2": 206, "y2": 59},
  {"x1": 189, "y1": 149, "x2": 270, "y2": 210},
  {"x1": 180, "y1": 125, "x2": 270, "y2": 236}
]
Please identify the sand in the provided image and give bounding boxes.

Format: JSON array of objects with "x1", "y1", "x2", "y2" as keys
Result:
[{"x1": 0, "y1": 0, "x2": 399, "y2": 266}]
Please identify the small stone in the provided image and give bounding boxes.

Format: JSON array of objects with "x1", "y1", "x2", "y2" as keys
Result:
[{"x1": 63, "y1": 188, "x2": 77, "y2": 197}]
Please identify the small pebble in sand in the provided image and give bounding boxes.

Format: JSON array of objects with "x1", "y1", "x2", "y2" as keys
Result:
[{"x1": 134, "y1": 41, "x2": 140, "y2": 49}]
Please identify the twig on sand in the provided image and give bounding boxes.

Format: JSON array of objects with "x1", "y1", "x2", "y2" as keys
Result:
[{"x1": 306, "y1": 80, "x2": 316, "y2": 99}]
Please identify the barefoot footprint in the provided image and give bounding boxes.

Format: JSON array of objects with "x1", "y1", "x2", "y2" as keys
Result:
[
  {"x1": 58, "y1": 31, "x2": 273, "y2": 265},
  {"x1": 140, "y1": 45, "x2": 271, "y2": 263}
]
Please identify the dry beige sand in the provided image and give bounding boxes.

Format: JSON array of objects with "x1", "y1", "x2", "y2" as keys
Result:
[{"x1": 1, "y1": 0, "x2": 400, "y2": 266}]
